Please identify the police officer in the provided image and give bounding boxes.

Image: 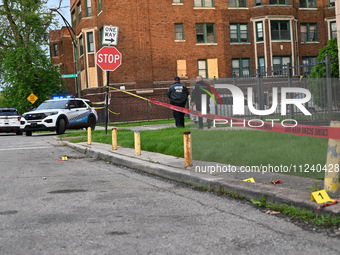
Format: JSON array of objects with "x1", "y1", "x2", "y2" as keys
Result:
[
  {"x1": 191, "y1": 75, "x2": 212, "y2": 129},
  {"x1": 167, "y1": 77, "x2": 189, "y2": 128}
]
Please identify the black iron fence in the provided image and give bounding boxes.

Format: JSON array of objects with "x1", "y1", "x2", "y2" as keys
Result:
[{"x1": 84, "y1": 55, "x2": 339, "y2": 125}]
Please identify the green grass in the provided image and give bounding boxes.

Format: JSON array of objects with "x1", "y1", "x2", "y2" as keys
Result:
[
  {"x1": 61, "y1": 127, "x2": 187, "y2": 158},
  {"x1": 60, "y1": 119, "x2": 330, "y2": 179},
  {"x1": 191, "y1": 129, "x2": 328, "y2": 178},
  {"x1": 249, "y1": 195, "x2": 340, "y2": 227},
  {"x1": 103, "y1": 118, "x2": 190, "y2": 128}
]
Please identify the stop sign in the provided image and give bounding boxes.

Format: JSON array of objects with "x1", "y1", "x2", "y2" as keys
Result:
[{"x1": 96, "y1": 46, "x2": 122, "y2": 71}]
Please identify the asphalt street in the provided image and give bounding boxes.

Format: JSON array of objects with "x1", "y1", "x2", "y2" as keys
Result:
[{"x1": 0, "y1": 133, "x2": 340, "y2": 254}]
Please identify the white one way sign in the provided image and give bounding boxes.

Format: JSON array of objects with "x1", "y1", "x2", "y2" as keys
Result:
[{"x1": 102, "y1": 25, "x2": 119, "y2": 46}]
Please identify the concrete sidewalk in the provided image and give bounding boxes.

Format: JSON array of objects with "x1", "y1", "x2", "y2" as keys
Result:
[{"x1": 58, "y1": 134, "x2": 340, "y2": 215}]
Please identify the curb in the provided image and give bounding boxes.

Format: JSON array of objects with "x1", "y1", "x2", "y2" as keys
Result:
[{"x1": 64, "y1": 141, "x2": 340, "y2": 215}]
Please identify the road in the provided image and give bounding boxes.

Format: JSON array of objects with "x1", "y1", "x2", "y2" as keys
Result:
[{"x1": 0, "y1": 132, "x2": 340, "y2": 255}]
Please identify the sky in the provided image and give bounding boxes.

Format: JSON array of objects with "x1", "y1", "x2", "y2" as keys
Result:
[{"x1": 47, "y1": 0, "x2": 71, "y2": 29}]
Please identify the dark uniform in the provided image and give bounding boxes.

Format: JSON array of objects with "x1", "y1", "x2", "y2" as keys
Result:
[{"x1": 167, "y1": 77, "x2": 189, "y2": 128}]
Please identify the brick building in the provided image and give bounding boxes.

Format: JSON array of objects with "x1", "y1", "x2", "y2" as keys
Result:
[
  {"x1": 50, "y1": 0, "x2": 337, "y2": 122},
  {"x1": 49, "y1": 27, "x2": 77, "y2": 95}
]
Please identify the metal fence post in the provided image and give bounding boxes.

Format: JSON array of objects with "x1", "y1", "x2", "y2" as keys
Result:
[
  {"x1": 256, "y1": 68, "x2": 264, "y2": 111},
  {"x1": 325, "y1": 54, "x2": 333, "y2": 121},
  {"x1": 287, "y1": 63, "x2": 294, "y2": 119},
  {"x1": 232, "y1": 72, "x2": 237, "y2": 86}
]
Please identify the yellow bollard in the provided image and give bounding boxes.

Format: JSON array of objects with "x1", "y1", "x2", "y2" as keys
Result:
[
  {"x1": 184, "y1": 131, "x2": 192, "y2": 168},
  {"x1": 87, "y1": 127, "x2": 92, "y2": 145},
  {"x1": 112, "y1": 128, "x2": 118, "y2": 150},
  {"x1": 324, "y1": 121, "x2": 340, "y2": 194},
  {"x1": 134, "y1": 131, "x2": 141, "y2": 156}
]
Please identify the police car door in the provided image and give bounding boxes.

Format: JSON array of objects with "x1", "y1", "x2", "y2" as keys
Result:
[{"x1": 67, "y1": 99, "x2": 89, "y2": 128}]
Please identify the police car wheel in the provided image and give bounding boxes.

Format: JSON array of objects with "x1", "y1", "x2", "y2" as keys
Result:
[{"x1": 56, "y1": 118, "x2": 66, "y2": 135}]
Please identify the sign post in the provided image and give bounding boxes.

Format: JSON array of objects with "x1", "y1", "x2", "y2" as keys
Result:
[{"x1": 96, "y1": 45, "x2": 122, "y2": 133}]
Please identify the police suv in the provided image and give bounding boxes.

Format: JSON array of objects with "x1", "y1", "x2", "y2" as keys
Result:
[
  {"x1": 0, "y1": 108, "x2": 22, "y2": 135},
  {"x1": 21, "y1": 97, "x2": 98, "y2": 136}
]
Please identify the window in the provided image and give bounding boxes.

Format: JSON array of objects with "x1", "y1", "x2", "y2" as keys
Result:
[
  {"x1": 198, "y1": 60, "x2": 208, "y2": 78},
  {"x1": 269, "y1": 0, "x2": 288, "y2": 4},
  {"x1": 255, "y1": 0, "x2": 262, "y2": 6},
  {"x1": 197, "y1": 59, "x2": 219, "y2": 78},
  {"x1": 230, "y1": 23, "x2": 249, "y2": 43},
  {"x1": 75, "y1": 100, "x2": 86, "y2": 108},
  {"x1": 53, "y1": 44, "x2": 58, "y2": 57},
  {"x1": 87, "y1": 32, "x2": 94, "y2": 53},
  {"x1": 229, "y1": 0, "x2": 247, "y2": 8},
  {"x1": 194, "y1": 0, "x2": 214, "y2": 7},
  {"x1": 300, "y1": 23, "x2": 318, "y2": 42},
  {"x1": 256, "y1": 22, "x2": 263, "y2": 42},
  {"x1": 329, "y1": 0, "x2": 335, "y2": 7},
  {"x1": 330, "y1": 21, "x2": 337, "y2": 39},
  {"x1": 272, "y1": 56, "x2": 290, "y2": 76},
  {"x1": 86, "y1": 0, "x2": 92, "y2": 17},
  {"x1": 77, "y1": 3, "x2": 82, "y2": 22},
  {"x1": 299, "y1": 0, "x2": 316, "y2": 8},
  {"x1": 232, "y1": 58, "x2": 250, "y2": 77},
  {"x1": 258, "y1": 57, "x2": 266, "y2": 75},
  {"x1": 196, "y1": 23, "x2": 216, "y2": 43},
  {"x1": 79, "y1": 35, "x2": 84, "y2": 56},
  {"x1": 271, "y1": 20, "x2": 290, "y2": 40},
  {"x1": 98, "y1": 0, "x2": 102, "y2": 13},
  {"x1": 173, "y1": 0, "x2": 182, "y2": 3},
  {"x1": 302, "y1": 56, "x2": 316, "y2": 74},
  {"x1": 174, "y1": 23, "x2": 185, "y2": 40}
]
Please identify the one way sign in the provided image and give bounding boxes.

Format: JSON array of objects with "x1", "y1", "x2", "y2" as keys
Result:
[{"x1": 102, "y1": 25, "x2": 119, "y2": 46}]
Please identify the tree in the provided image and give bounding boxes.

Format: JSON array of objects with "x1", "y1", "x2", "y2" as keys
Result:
[
  {"x1": 309, "y1": 38, "x2": 339, "y2": 79},
  {"x1": 308, "y1": 38, "x2": 339, "y2": 108},
  {"x1": 0, "y1": 0, "x2": 65, "y2": 113}
]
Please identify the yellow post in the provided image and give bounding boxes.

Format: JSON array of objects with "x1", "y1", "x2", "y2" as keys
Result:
[
  {"x1": 134, "y1": 131, "x2": 141, "y2": 156},
  {"x1": 184, "y1": 131, "x2": 192, "y2": 168},
  {"x1": 87, "y1": 127, "x2": 92, "y2": 145},
  {"x1": 112, "y1": 128, "x2": 118, "y2": 150},
  {"x1": 324, "y1": 121, "x2": 340, "y2": 194}
]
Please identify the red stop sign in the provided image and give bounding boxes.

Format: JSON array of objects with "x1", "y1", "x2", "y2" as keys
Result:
[{"x1": 96, "y1": 46, "x2": 122, "y2": 71}]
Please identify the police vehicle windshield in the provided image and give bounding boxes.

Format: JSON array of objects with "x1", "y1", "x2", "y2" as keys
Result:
[{"x1": 36, "y1": 100, "x2": 68, "y2": 110}]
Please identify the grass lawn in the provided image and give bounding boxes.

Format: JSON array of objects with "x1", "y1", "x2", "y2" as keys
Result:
[
  {"x1": 191, "y1": 128, "x2": 328, "y2": 179},
  {"x1": 61, "y1": 120, "x2": 329, "y2": 179}
]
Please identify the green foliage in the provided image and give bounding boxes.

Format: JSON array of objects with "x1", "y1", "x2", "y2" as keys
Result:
[
  {"x1": 250, "y1": 195, "x2": 267, "y2": 207},
  {"x1": 309, "y1": 39, "x2": 339, "y2": 108},
  {"x1": 0, "y1": 0, "x2": 64, "y2": 113},
  {"x1": 309, "y1": 38, "x2": 339, "y2": 79},
  {"x1": 251, "y1": 196, "x2": 340, "y2": 227}
]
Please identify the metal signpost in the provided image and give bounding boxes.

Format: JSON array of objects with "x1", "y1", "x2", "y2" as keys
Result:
[{"x1": 96, "y1": 26, "x2": 121, "y2": 134}]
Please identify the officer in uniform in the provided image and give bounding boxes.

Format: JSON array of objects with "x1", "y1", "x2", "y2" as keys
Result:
[{"x1": 167, "y1": 77, "x2": 189, "y2": 128}]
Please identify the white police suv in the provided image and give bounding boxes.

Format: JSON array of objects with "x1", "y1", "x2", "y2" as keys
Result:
[
  {"x1": 0, "y1": 108, "x2": 22, "y2": 135},
  {"x1": 21, "y1": 97, "x2": 98, "y2": 136}
]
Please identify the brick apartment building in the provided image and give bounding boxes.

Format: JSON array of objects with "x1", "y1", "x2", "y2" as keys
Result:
[{"x1": 49, "y1": 0, "x2": 337, "y2": 122}]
